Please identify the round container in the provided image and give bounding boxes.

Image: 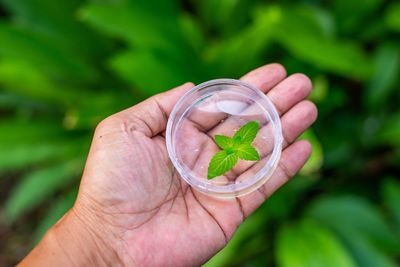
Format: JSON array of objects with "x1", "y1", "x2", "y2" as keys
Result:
[{"x1": 166, "y1": 79, "x2": 283, "y2": 198}]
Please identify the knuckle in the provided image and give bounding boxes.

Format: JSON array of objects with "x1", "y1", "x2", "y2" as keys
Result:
[
  {"x1": 302, "y1": 100, "x2": 318, "y2": 120},
  {"x1": 291, "y1": 73, "x2": 312, "y2": 90},
  {"x1": 269, "y1": 63, "x2": 287, "y2": 76},
  {"x1": 279, "y1": 160, "x2": 295, "y2": 180},
  {"x1": 95, "y1": 115, "x2": 120, "y2": 133}
]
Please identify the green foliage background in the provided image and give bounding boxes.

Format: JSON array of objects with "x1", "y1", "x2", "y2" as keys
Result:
[{"x1": 0, "y1": 0, "x2": 399, "y2": 265}]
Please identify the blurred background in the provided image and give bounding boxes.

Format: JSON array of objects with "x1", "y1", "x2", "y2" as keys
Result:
[{"x1": 0, "y1": 0, "x2": 399, "y2": 266}]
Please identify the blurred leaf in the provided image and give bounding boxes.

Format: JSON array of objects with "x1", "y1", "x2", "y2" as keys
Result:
[
  {"x1": 315, "y1": 86, "x2": 347, "y2": 118},
  {"x1": 339, "y1": 232, "x2": 398, "y2": 267},
  {"x1": 0, "y1": 0, "x2": 108, "y2": 59},
  {"x1": 205, "y1": 5, "x2": 277, "y2": 76},
  {"x1": 276, "y1": 218, "x2": 356, "y2": 267},
  {"x1": 0, "y1": 59, "x2": 78, "y2": 105},
  {"x1": 385, "y1": 2, "x2": 400, "y2": 32},
  {"x1": 33, "y1": 188, "x2": 77, "y2": 243},
  {"x1": 308, "y1": 195, "x2": 399, "y2": 267},
  {"x1": 382, "y1": 178, "x2": 400, "y2": 228},
  {"x1": 179, "y1": 13, "x2": 205, "y2": 54},
  {"x1": 0, "y1": 22, "x2": 96, "y2": 81},
  {"x1": 307, "y1": 196, "x2": 400, "y2": 254},
  {"x1": 80, "y1": 1, "x2": 206, "y2": 92},
  {"x1": 79, "y1": 0, "x2": 184, "y2": 52},
  {"x1": 72, "y1": 91, "x2": 133, "y2": 129},
  {"x1": 109, "y1": 49, "x2": 202, "y2": 94},
  {"x1": 365, "y1": 44, "x2": 400, "y2": 109},
  {"x1": 377, "y1": 112, "x2": 400, "y2": 146},
  {"x1": 0, "y1": 119, "x2": 64, "y2": 144},
  {"x1": 309, "y1": 75, "x2": 329, "y2": 103},
  {"x1": 193, "y1": 0, "x2": 256, "y2": 37},
  {"x1": 299, "y1": 129, "x2": 323, "y2": 175},
  {"x1": 318, "y1": 110, "x2": 359, "y2": 169},
  {"x1": 0, "y1": 142, "x2": 80, "y2": 171},
  {"x1": 0, "y1": 92, "x2": 48, "y2": 110},
  {"x1": 331, "y1": 0, "x2": 383, "y2": 34},
  {"x1": 4, "y1": 159, "x2": 83, "y2": 222},
  {"x1": 275, "y1": 31, "x2": 372, "y2": 80},
  {"x1": 254, "y1": 5, "x2": 373, "y2": 79}
]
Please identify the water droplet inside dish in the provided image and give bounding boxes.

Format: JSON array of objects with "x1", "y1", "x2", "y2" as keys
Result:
[
  {"x1": 194, "y1": 148, "x2": 199, "y2": 152},
  {"x1": 216, "y1": 99, "x2": 247, "y2": 115}
]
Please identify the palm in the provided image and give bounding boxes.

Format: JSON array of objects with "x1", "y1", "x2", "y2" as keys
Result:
[
  {"x1": 80, "y1": 115, "x2": 245, "y2": 266},
  {"x1": 75, "y1": 64, "x2": 317, "y2": 267}
]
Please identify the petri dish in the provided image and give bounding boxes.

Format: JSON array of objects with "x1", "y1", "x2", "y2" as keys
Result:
[{"x1": 166, "y1": 79, "x2": 283, "y2": 198}]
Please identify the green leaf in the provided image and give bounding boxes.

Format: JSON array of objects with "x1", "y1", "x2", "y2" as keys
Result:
[
  {"x1": 1, "y1": 0, "x2": 108, "y2": 60},
  {"x1": 252, "y1": 5, "x2": 373, "y2": 79},
  {"x1": 0, "y1": 59, "x2": 79, "y2": 105},
  {"x1": 233, "y1": 121, "x2": 260, "y2": 144},
  {"x1": 109, "y1": 49, "x2": 202, "y2": 95},
  {"x1": 0, "y1": 22, "x2": 96, "y2": 81},
  {"x1": 208, "y1": 121, "x2": 261, "y2": 178},
  {"x1": 377, "y1": 112, "x2": 400, "y2": 146},
  {"x1": 0, "y1": 119, "x2": 64, "y2": 144},
  {"x1": 339, "y1": 233, "x2": 398, "y2": 267},
  {"x1": 299, "y1": 129, "x2": 323, "y2": 175},
  {"x1": 365, "y1": 44, "x2": 400, "y2": 109},
  {"x1": 385, "y1": 2, "x2": 400, "y2": 32},
  {"x1": 204, "y1": 7, "x2": 276, "y2": 76},
  {"x1": 236, "y1": 144, "x2": 260, "y2": 161},
  {"x1": 4, "y1": 159, "x2": 82, "y2": 222},
  {"x1": 79, "y1": 0, "x2": 184, "y2": 52},
  {"x1": 214, "y1": 135, "x2": 233, "y2": 150},
  {"x1": 0, "y1": 142, "x2": 74, "y2": 172},
  {"x1": 309, "y1": 75, "x2": 329, "y2": 103},
  {"x1": 276, "y1": 218, "x2": 356, "y2": 267},
  {"x1": 307, "y1": 196, "x2": 400, "y2": 255},
  {"x1": 331, "y1": 0, "x2": 383, "y2": 34},
  {"x1": 194, "y1": 0, "x2": 256, "y2": 37},
  {"x1": 207, "y1": 150, "x2": 238, "y2": 179},
  {"x1": 382, "y1": 178, "x2": 400, "y2": 228}
]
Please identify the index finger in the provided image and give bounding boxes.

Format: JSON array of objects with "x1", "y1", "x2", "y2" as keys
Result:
[{"x1": 186, "y1": 63, "x2": 287, "y2": 132}]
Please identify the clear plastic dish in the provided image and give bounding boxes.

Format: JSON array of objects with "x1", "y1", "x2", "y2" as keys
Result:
[{"x1": 166, "y1": 79, "x2": 283, "y2": 198}]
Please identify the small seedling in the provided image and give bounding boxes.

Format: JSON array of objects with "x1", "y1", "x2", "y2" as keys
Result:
[{"x1": 207, "y1": 121, "x2": 261, "y2": 179}]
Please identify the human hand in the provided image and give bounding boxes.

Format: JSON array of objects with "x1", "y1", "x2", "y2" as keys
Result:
[{"x1": 20, "y1": 64, "x2": 317, "y2": 267}]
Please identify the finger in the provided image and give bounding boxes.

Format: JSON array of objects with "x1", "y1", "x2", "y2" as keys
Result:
[
  {"x1": 208, "y1": 73, "x2": 312, "y2": 138},
  {"x1": 165, "y1": 65, "x2": 289, "y2": 173},
  {"x1": 186, "y1": 63, "x2": 287, "y2": 132},
  {"x1": 240, "y1": 63, "x2": 287, "y2": 93},
  {"x1": 190, "y1": 98, "x2": 317, "y2": 181},
  {"x1": 228, "y1": 100, "x2": 317, "y2": 176},
  {"x1": 114, "y1": 82, "x2": 195, "y2": 137},
  {"x1": 238, "y1": 140, "x2": 312, "y2": 217},
  {"x1": 267, "y1": 73, "x2": 312, "y2": 116}
]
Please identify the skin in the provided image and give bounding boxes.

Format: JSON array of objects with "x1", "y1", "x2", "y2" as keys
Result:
[{"x1": 19, "y1": 64, "x2": 317, "y2": 267}]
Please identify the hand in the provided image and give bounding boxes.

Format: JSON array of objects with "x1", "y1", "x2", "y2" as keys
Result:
[{"x1": 20, "y1": 64, "x2": 317, "y2": 267}]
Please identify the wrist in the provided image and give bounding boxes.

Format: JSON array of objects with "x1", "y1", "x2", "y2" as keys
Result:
[
  {"x1": 57, "y1": 208, "x2": 124, "y2": 266},
  {"x1": 20, "y1": 208, "x2": 124, "y2": 267}
]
